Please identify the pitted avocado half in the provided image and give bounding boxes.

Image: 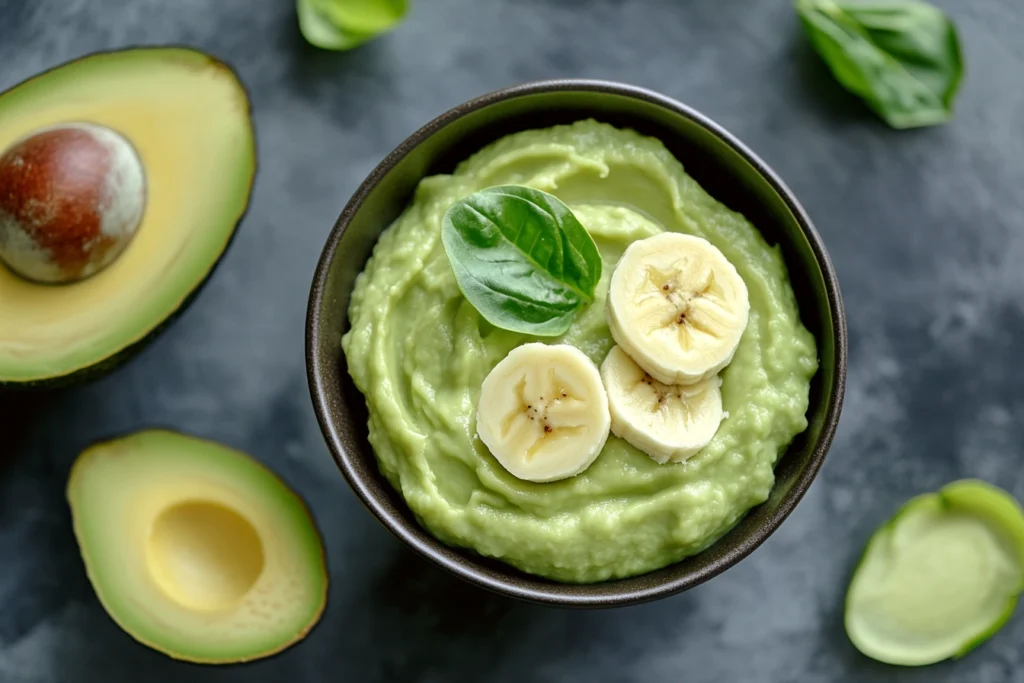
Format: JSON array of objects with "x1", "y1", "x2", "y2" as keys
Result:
[
  {"x1": 0, "y1": 47, "x2": 255, "y2": 387},
  {"x1": 67, "y1": 429, "x2": 328, "y2": 664}
]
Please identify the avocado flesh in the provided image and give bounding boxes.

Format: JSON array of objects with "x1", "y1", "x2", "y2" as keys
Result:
[
  {"x1": 67, "y1": 429, "x2": 327, "y2": 664},
  {"x1": 0, "y1": 47, "x2": 255, "y2": 384},
  {"x1": 845, "y1": 480, "x2": 1024, "y2": 666}
]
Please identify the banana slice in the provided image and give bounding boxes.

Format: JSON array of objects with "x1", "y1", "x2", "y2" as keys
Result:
[
  {"x1": 607, "y1": 232, "x2": 749, "y2": 386},
  {"x1": 601, "y1": 345, "x2": 723, "y2": 464},
  {"x1": 476, "y1": 343, "x2": 611, "y2": 483}
]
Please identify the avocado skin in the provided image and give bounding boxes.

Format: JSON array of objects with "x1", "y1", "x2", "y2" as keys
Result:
[{"x1": 0, "y1": 46, "x2": 257, "y2": 390}]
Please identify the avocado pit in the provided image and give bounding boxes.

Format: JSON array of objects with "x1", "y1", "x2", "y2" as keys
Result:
[{"x1": 0, "y1": 122, "x2": 145, "y2": 283}]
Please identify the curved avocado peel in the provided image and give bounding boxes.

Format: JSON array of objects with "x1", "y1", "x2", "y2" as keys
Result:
[
  {"x1": 845, "y1": 479, "x2": 1024, "y2": 666},
  {"x1": 0, "y1": 46, "x2": 257, "y2": 389}
]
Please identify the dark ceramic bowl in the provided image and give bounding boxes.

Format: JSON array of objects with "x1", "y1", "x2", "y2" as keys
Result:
[{"x1": 306, "y1": 80, "x2": 847, "y2": 607}]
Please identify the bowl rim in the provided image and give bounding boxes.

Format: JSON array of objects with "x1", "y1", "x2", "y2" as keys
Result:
[{"x1": 306, "y1": 78, "x2": 848, "y2": 607}]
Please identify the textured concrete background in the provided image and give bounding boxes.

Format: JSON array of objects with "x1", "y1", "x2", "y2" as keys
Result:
[{"x1": 1, "y1": 0, "x2": 1023, "y2": 681}]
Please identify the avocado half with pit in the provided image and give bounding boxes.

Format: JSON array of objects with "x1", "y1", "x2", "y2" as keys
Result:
[
  {"x1": 68, "y1": 429, "x2": 328, "y2": 664},
  {"x1": 0, "y1": 47, "x2": 255, "y2": 387}
]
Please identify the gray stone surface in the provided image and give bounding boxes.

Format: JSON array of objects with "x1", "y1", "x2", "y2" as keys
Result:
[{"x1": 1, "y1": 0, "x2": 1022, "y2": 680}]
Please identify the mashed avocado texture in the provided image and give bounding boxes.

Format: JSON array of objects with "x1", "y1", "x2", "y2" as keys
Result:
[{"x1": 342, "y1": 120, "x2": 817, "y2": 583}]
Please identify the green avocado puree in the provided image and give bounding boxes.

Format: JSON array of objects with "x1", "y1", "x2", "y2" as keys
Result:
[{"x1": 342, "y1": 120, "x2": 817, "y2": 582}]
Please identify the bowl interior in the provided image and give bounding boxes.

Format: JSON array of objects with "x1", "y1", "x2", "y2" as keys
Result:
[{"x1": 307, "y1": 81, "x2": 846, "y2": 607}]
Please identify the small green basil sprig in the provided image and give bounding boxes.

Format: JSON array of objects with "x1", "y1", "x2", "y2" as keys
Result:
[
  {"x1": 441, "y1": 186, "x2": 602, "y2": 337},
  {"x1": 796, "y1": 0, "x2": 964, "y2": 129},
  {"x1": 298, "y1": 0, "x2": 409, "y2": 51}
]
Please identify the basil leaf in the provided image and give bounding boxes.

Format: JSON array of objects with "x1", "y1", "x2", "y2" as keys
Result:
[
  {"x1": 441, "y1": 186, "x2": 602, "y2": 337},
  {"x1": 796, "y1": 0, "x2": 964, "y2": 129},
  {"x1": 297, "y1": 0, "x2": 408, "y2": 51}
]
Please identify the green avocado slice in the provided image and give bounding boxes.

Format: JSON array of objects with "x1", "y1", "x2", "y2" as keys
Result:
[
  {"x1": 845, "y1": 479, "x2": 1024, "y2": 666},
  {"x1": 67, "y1": 429, "x2": 328, "y2": 664}
]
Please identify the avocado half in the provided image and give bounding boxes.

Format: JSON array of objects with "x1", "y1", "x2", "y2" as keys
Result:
[
  {"x1": 0, "y1": 47, "x2": 256, "y2": 387},
  {"x1": 67, "y1": 429, "x2": 328, "y2": 664}
]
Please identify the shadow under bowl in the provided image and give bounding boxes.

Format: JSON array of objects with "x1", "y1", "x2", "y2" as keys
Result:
[{"x1": 306, "y1": 79, "x2": 847, "y2": 608}]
